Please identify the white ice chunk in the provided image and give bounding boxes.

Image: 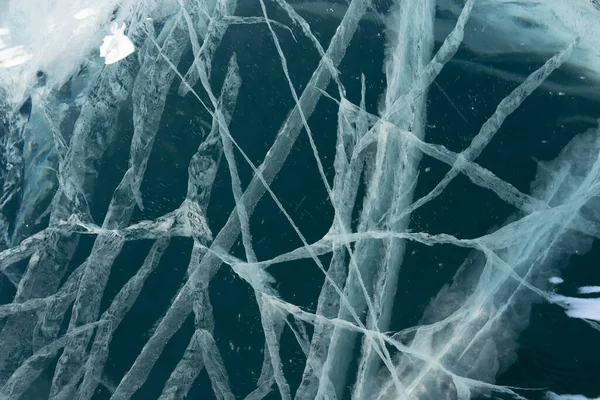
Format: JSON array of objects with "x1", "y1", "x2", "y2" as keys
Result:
[{"x1": 99, "y1": 22, "x2": 134, "y2": 65}]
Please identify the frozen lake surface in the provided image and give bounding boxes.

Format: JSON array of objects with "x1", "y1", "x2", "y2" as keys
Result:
[{"x1": 0, "y1": 0, "x2": 599, "y2": 399}]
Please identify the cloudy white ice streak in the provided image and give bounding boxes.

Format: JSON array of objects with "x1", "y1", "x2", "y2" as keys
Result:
[
  {"x1": 0, "y1": 18, "x2": 141, "y2": 388},
  {"x1": 311, "y1": 1, "x2": 438, "y2": 398},
  {"x1": 0, "y1": 0, "x2": 600, "y2": 399},
  {"x1": 48, "y1": 7, "x2": 204, "y2": 396},
  {"x1": 110, "y1": 1, "x2": 373, "y2": 399},
  {"x1": 75, "y1": 236, "x2": 170, "y2": 400}
]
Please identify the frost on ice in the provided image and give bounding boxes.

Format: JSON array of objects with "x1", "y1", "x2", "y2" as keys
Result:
[
  {"x1": 0, "y1": 29, "x2": 32, "y2": 69},
  {"x1": 0, "y1": 0, "x2": 600, "y2": 399}
]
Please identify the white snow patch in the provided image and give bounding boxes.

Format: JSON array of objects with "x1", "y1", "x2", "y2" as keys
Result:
[
  {"x1": 551, "y1": 293, "x2": 600, "y2": 321},
  {"x1": 577, "y1": 286, "x2": 600, "y2": 295},
  {"x1": 546, "y1": 392, "x2": 599, "y2": 400}
]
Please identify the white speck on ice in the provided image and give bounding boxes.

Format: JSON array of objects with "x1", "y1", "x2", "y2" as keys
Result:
[
  {"x1": 99, "y1": 22, "x2": 135, "y2": 65},
  {"x1": 549, "y1": 276, "x2": 564, "y2": 284}
]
